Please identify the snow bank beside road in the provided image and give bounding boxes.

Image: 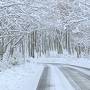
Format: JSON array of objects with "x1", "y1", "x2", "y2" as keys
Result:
[
  {"x1": 0, "y1": 62, "x2": 44, "y2": 90},
  {"x1": 32, "y1": 57, "x2": 90, "y2": 69}
]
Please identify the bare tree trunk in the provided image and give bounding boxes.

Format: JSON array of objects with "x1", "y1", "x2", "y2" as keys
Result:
[
  {"x1": 31, "y1": 32, "x2": 35, "y2": 58},
  {"x1": 67, "y1": 32, "x2": 71, "y2": 54},
  {"x1": 57, "y1": 41, "x2": 63, "y2": 54},
  {"x1": 21, "y1": 38, "x2": 25, "y2": 59},
  {"x1": 0, "y1": 37, "x2": 4, "y2": 60},
  {"x1": 28, "y1": 34, "x2": 31, "y2": 57}
]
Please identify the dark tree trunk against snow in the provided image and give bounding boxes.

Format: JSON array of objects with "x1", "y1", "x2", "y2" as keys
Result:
[
  {"x1": 31, "y1": 32, "x2": 35, "y2": 58},
  {"x1": 65, "y1": 30, "x2": 68, "y2": 50},
  {"x1": 71, "y1": 45, "x2": 74, "y2": 55},
  {"x1": 19, "y1": 40, "x2": 22, "y2": 53},
  {"x1": 76, "y1": 44, "x2": 81, "y2": 58},
  {"x1": 65, "y1": 30, "x2": 71, "y2": 54},
  {"x1": 57, "y1": 41, "x2": 63, "y2": 54},
  {"x1": 21, "y1": 38, "x2": 25, "y2": 59},
  {"x1": 34, "y1": 31, "x2": 37, "y2": 49},
  {"x1": 67, "y1": 31, "x2": 71, "y2": 54},
  {"x1": 78, "y1": 45, "x2": 81, "y2": 58},
  {"x1": 28, "y1": 34, "x2": 31, "y2": 57},
  {"x1": 10, "y1": 40, "x2": 14, "y2": 57},
  {"x1": 0, "y1": 37, "x2": 4, "y2": 60},
  {"x1": 87, "y1": 47, "x2": 90, "y2": 55}
]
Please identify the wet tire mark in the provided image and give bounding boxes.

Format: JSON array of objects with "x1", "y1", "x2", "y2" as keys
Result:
[
  {"x1": 59, "y1": 66, "x2": 90, "y2": 90},
  {"x1": 36, "y1": 66, "x2": 55, "y2": 90}
]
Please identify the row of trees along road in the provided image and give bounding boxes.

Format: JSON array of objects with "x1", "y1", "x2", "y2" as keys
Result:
[{"x1": 0, "y1": 0, "x2": 90, "y2": 62}]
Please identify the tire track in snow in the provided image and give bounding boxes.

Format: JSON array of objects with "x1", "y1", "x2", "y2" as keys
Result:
[
  {"x1": 36, "y1": 65, "x2": 74, "y2": 90},
  {"x1": 59, "y1": 66, "x2": 90, "y2": 90},
  {"x1": 36, "y1": 65, "x2": 55, "y2": 90}
]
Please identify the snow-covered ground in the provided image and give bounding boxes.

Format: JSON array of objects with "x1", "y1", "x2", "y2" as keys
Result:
[
  {"x1": 0, "y1": 53, "x2": 90, "y2": 90},
  {"x1": 29, "y1": 51, "x2": 90, "y2": 69},
  {"x1": 0, "y1": 61, "x2": 75, "y2": 90},
  {"x1": 0, "y1": 62, "x2": 44, "y2": 90},
  {"x1": 31, "y1": 57, "x2": 90, "y2": 69}
]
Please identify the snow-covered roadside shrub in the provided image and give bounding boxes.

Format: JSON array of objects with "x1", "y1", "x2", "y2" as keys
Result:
[{"x1": 10, "y1": 57, "x2": 18, "y2": 65}]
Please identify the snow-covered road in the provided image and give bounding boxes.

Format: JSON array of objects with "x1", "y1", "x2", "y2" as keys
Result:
[
  {"x1": 36, "y1": 65, "x2": 74, "y2": 90},
  {"x1": 59, "y1": 65, "x2": 90, "y2": 90},
  {"x1": 36, "y1": 63, "x2": 90, "y2": 90},
  {"x1": 0, "y1": 62, "x2": 90, "y2": 90}
]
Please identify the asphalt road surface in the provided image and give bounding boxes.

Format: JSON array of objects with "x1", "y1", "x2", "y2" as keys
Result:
[
  {"x1": 36, "y1": 65, "x2": 55, "y2": 90},
  {"x1": 59, "y1": 66, "x2": 90, "y2": 90},
  {"x1": 36, "y1": 64, "x2": 90, "y2": 90}
]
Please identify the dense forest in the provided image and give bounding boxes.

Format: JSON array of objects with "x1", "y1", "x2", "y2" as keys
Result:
[{"x1": 0, "y1": 0, "x2": 90, "y2": 65}]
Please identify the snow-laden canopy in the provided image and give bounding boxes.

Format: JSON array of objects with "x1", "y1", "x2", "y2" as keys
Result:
[
  {"x1": 0, "y1": 0, "x2": 90, "y2": 59},
  {"x1": 0, "y1": 0, "x2": 89, "y2": 32},
  {"x1": 0, "y1": 0, "x2": 58, "y2": 32}
]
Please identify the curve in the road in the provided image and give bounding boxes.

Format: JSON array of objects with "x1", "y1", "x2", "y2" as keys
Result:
[{"x1": 59, "y1": 66, "x2": 90, "y2": 90}]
